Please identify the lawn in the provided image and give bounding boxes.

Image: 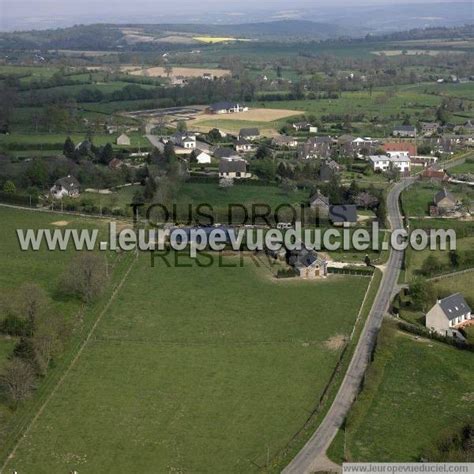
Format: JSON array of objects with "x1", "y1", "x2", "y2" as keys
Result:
[
  {"x1": 4, "y1": 252, "x2": 370, "y2": 473},
  {"x1": 339, "y1": 323, "x2": 474, "y2": 462}
]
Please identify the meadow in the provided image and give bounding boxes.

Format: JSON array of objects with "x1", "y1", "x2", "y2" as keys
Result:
[
  {"x1": 0, "y1": 206, "x2": 131, "y2": 461},
  {"x1": 332, "y1": 323, "x2": 474, "y2": 462},
  {"x1": 4, "y1": 252, "x2": 370, "y2": 473}
]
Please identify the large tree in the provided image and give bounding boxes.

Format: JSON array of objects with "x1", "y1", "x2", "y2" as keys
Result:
[{"x1": 0, "y1": 358, "x2": 36, "y2": 404}]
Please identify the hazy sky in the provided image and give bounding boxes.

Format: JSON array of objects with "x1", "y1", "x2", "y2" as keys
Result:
[{"x1": 1, "y1": 0, "x2": 471, "y2": 31}]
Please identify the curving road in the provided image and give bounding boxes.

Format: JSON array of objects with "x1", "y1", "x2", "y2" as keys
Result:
[{"x1": 283, "y1": 177, "x2": 415, "y2": 474}]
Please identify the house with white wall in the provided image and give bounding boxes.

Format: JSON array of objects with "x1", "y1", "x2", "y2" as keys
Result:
[{"x1": 426, "y1": 293, "x2": 472, "y2": 337}]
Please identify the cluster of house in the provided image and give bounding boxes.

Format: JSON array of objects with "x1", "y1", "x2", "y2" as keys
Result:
[{"x1": 426, "y1": 293, "x2": 472, "y2": 341}]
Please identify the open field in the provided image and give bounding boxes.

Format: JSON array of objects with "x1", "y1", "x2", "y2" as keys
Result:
[
  {"x1": 4, "y1": 252, "x2": 369, "y2": 473},
  {"x1": 175, "y1": 182, "x2": 307, "y2": 212},
  {"x1": 126, "y1": 66, "x2": 231, "y2": 78},
  {"x1": 337, "y1": 323, "x2": 474, "y2": 462},
  {"x1": 190, "y1": 108, "x2": 303, "y2": 134}
]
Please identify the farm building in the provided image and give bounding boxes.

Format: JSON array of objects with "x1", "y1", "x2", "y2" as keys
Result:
[
  {"x1": 426, "y1": 293, "x2": 472, "y2": 337},
  {"x1": 50, "y1": 175, "x2": 80, "y2": 199},
  {"x1": 207, "y1": 102, "x2": 248, "y2": 114}
]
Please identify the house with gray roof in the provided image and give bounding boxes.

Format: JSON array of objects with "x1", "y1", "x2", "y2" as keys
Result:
[
  {"x1": 434, "y1": 188, "x2": 456, "y2": 213},
  {"x1": 287, "y1": 247, "x2": 328, "y2": 279},
  {"x1": 218, "y1": 157, "x2": 251, "y2": 179},
  {"x1": 309, "y1": 189, "x2": 330, "y2": 216},
  {"x1": 239, "y1": 128, "x2": 260, "y2": 141},
  {"x1": 426, "y1": 293, "x2": 472, "y2": 336},
  {"x1": 329, "y1": 205, "x2": 358, "y2": 226},
  {"x1": 393, "y1": 125, "x2": 416, "y2": 138},
  {"x1": 50, "y1": 175, "x2": 80, "y2": 199}
]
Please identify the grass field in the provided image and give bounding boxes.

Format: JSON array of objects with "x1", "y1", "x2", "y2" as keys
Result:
[
  {"x1": 338, "y1": 323, "x2": 474, "y2": 462},
  {"x1": 175, "y1": 182, "x2": 308, "y2": 213},
  {"x1": 432, "y1": 271, "x2": 474, "y2": 300},
  {"x1": 0, "y1": 132, "x2": 149, "y2": 151},
  {"x1": 4, "y1": 251, "x2": 369, "y2": 473},
  {"x1": 449, "y1": 160, "x2": 474, "y2": 174}
]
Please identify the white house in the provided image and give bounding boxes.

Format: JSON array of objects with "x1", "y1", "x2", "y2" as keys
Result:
[
  {"x1": 369, "y1": 154, "x2": 411, "y2": 173},
  {"x1": 235, "y1": 138, "x2": 253, "y2": 153},
  {"x1": 116, "y1": 133, "x2": 131, "y2": 146},
  {"x1": 50, "y1": 175, "x2": 80, "y2": 199},
  {"x1": 195, "y1": 150, "x2": 211, "y2": 164},
  {"x1": 369, "y1": 155, "x2": 391, "y2": 172},
  {"x1": 218, "y1": 157, "x2": 252, "y2": 179},
  {"x1": 426, "y1": 293, "x2": 472, "y2": 336},
  {"x1": 172, "y1": 132, "x2": 196, "y2": 149}
]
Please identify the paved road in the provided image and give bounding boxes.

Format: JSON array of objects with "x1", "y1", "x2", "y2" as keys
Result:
[
  {"x1": 146, "y1": 134, "x2": 164, "y2": 152},
  {"x1": 283, "y1": 177, "x2": 415, "y2": 474}
]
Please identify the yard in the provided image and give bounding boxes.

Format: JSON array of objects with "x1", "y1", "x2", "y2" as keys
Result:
[
  {"x1": 332, "y1": 323, "x2": 474, "y2": 462},
  {"x1": 4, "y1": 252, "x2": 370, "y2": 473}
]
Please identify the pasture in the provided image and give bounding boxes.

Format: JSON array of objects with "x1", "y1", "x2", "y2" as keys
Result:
[
  {"x1": 4, "y1": 252, "x2": 370, "y2": 473},
  {"x1": 339, "y1": 323, "x2": 474, "y2": 462}
]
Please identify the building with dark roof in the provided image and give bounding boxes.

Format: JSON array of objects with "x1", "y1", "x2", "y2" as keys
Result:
[
  {"x1": 392, "y1": 125, "x2": 417, "y2": 138},
  {"x1": 426, "y1": 293, "x2": 472, "y2": 336},
  {"x1": 218, "y1": 157, "x2": 251, "y2": 179},
  {"x1": 50, "y1": 175, "x2": 80, "y2": 199},
  {"x1": 434, "y1": 188, "x2": 456, "y2": 213},
  {"x1": 238, "y1": 128, "x2": 260, "y2": 140},
  {"x1": 329, "y1": 205, "x2": 358, "y2": 226},
  {"x1": 287, "y1": 248, "x2": 328, "y2": 279}
]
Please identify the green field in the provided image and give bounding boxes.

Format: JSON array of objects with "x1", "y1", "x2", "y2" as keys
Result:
[
  {"x1": 449, "y1": 160, "x2": 474, "y2": 175},
  {"x1": 0, "y1": 132, "x2": 148, "y2": 149},
  {"x1": 432, "y1": 271, "x2": 474, "y2": 301},
  {"x1": 4, "y1": 251, "x2": 369, "y2": 473},
  {"x1": 338, "y1": 324, "x2": 474, "y2": 462},
  {"x1": 176, "y1": 182, "x2": 307, "y2": 210}
]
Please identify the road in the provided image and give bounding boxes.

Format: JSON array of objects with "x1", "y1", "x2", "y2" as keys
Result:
[
  {"x1": 145, "y1": 133, "x2": 164, "y2": 152},
  {"x1": 283, "y1": 177, "x2": 415, "y2": 474}
]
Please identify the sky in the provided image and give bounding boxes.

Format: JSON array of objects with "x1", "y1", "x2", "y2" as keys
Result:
[{"x1": 0, "y1": 0, "x2": 471, "y2": 31}]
